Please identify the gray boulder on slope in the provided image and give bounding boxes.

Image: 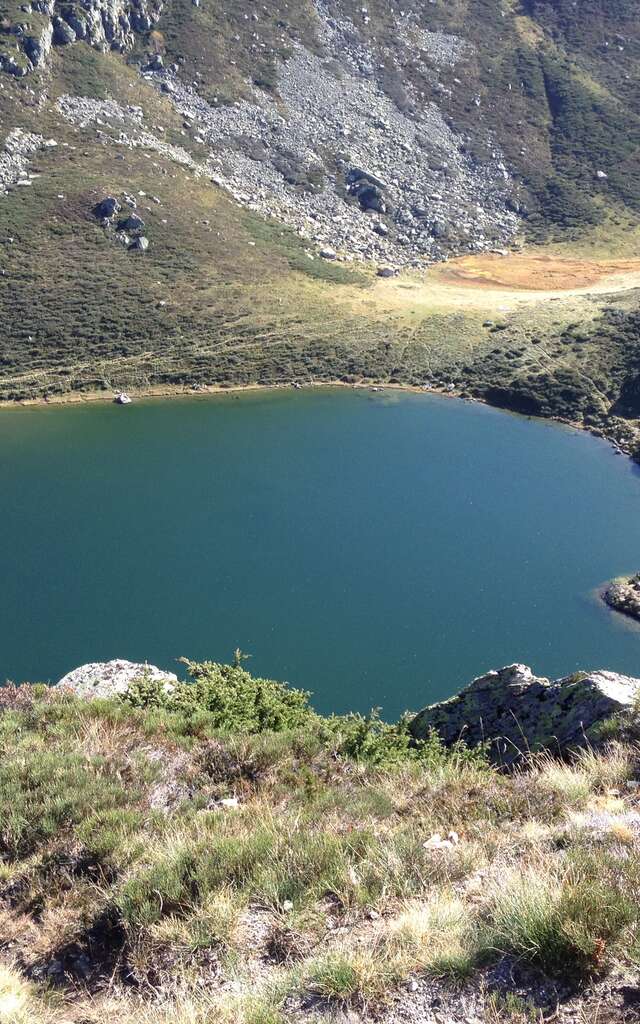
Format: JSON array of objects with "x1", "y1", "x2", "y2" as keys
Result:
[
  {"x1": 56, "y1": 659, "x2": 177, "y2": 698},
  {"x1": 410, "y1": 663, "x2": 640, "y2": 762}
]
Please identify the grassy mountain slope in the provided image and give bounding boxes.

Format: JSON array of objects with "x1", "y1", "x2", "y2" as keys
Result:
[
  {"x1": 3, "y1": 664, "x2": 640, "y2": 1023},
  {"x1": 0, "y1": 0, "x2": 639, "y2": 459}
]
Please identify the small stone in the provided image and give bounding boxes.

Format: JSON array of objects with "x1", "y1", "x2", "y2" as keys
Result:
[
  {"x1": 218, "y1": 797, "x2": 239, "y2": 809},
  {"x1": 423, "y1": 833, "x2": 443, "y2": 849},
  {"x1": 423, "y1": 832, "x2": 454, "y2": 851}
]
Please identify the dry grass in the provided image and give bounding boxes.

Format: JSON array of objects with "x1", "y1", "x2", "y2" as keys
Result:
[
  {"x1": 1, "y1": 687, "x2": 640, "y2": 1021},
  {"x1": 387, "y1": 892, "x2": 480, "y2": 980},
  {"x1": 0, "y1": 966, "x2": 60, "y2": 1024}
]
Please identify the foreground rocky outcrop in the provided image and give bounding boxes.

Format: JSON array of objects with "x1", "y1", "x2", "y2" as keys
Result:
[
  {"x1": 55, "y1": 659, "x2": 640, "y2": 766},
  {"x1": 603, "y1": 574, "x2": 640, "y2": 624},
  {"x1": 56, "y1": 658, "x2": 176, "y2": 698},
  {"x1": 410, "y1": 664, "x2": 640, "y2": 763}
]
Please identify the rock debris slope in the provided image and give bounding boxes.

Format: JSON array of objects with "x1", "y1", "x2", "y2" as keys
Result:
[
  {"x1": 141, "y1": 7, "x2": 517, "y2": 267},
  {"x1": 2, "y1": 0, "x2": 518, "y2": 267}
]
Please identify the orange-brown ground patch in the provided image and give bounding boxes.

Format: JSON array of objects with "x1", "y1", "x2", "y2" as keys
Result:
[{"x1": 431, "y1": 253, "x2": 640, "y2": 292}]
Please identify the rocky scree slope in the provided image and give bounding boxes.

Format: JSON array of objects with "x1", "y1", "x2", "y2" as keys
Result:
[
  {"x1": 3, "y1": 0, "x2": 640, "y2": 256},
  {"x1": 3, "y1": 0, "x2": 522, "y2": 266}
]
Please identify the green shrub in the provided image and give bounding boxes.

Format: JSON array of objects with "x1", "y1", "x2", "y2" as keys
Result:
[
  {"x1": 124, "y1": 659, "x2": 314, "y2": 734},
  {"x1": 0, "y1": 748, "x2": 139, "y2": 859},
  {"x1": 323, "y1": 711, "x2": 489, "y2": 771}
]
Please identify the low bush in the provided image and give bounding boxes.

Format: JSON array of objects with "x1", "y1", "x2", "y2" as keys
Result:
[
  {"x1": 124, "y1": 658, "x2": 314, "y2": 734},
  {"x1": 485, "y1": 848, "x2": 640, "y2": 974}
]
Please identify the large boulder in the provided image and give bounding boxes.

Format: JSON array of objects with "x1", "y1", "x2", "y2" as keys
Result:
[
  {"x1": 56, "y1": 659, "x2": 177, "y2": 699},
  {"x1": 23, "y1": 21, "x2": 53, "y2": 66},
  {"x1": 603, "y1": 574, "x2": 640, "y2": 623},
  {"x1": 94, "y1": 195, "x2": 120, "y2": 219},
  {"x1": 120, "y1": 213, "x2": 145, "y2": 232},
  {"x1": 410, "y1": 664, "x2": 640, "y2": 763}
]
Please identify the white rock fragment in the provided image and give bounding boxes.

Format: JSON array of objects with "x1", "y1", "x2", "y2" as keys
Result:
[{"x1": 56, "y1": 659, "x2": 177, "y2": 699}]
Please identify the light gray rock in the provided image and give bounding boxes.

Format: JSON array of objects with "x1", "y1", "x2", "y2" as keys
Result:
[
  {"x1": 56, "y1": 659, "x2": 177, "y2": 698},
  {"x1": 410, "y1": 663, "x2": 640, "y2": 762},
  {"x1": 23, "y1": 21, "x2": 53, "y2": 66}
]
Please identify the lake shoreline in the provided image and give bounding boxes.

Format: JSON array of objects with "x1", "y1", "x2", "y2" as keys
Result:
[
  {"x1": 2, "y1": 377, "x2": 636, "y2": 464},
  {"x1": 0, "y1": 378, "x2": 479, "y2": 409}
]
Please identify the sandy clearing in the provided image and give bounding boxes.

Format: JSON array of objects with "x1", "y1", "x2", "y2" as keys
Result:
[{"x1": 369, "y1": 252, "x2": 640, "y2": 313}]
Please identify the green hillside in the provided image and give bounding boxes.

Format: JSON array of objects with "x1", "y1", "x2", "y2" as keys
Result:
[
  {"x1": 0, "y1": 0, "x2": 639, "y2": 454},
  {"x1": 3, "y1": 662, "x2": 640, "y2": 1023}
]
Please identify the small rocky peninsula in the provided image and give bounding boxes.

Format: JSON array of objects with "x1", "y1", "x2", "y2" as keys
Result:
[{"x1": 603, "y1": 573, "x2": 640, "y2": 624}]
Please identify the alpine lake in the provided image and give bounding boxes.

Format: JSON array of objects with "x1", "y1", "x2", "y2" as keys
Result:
[{"x1": 1, "y1": 387, "x2": 639, "y2": 718}]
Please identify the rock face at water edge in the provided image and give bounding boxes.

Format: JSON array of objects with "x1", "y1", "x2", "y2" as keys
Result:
[
  {"x1": 410, "y1": 664, "x2": 640, "y2": 763},
  {"x1": 603, "y1": 574, "x2": 640, "y2": 624},
  {"x1": 56, "y1": 659, "x2": 177, "y2": 698}
]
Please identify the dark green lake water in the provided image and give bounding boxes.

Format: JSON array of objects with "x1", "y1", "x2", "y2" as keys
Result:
[{"x1": 1, "y1": 388, "x2": 639, "y2": 716}]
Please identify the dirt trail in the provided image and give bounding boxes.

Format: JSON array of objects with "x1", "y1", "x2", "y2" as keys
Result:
[{"x1": 371, "y1": 252, "x2": 640, "y2": 312}]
